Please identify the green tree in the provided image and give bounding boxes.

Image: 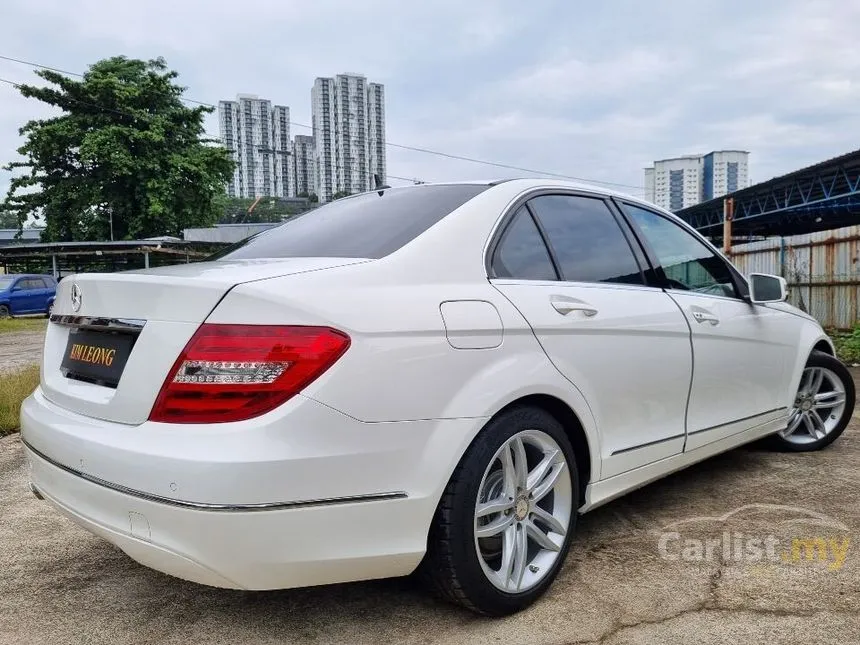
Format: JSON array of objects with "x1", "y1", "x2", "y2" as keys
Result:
[
  {"x1": 0, "y1": 209, "x2": 18, "y2": 229},
  {"x1": 2, "y1": 56, "x2": 234, "y2": 241},
  {"x1": 331, "y1": 190, "x2": 351, "y2": 200}
]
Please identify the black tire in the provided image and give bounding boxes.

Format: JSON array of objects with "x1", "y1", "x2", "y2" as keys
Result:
[
  {"x1": 769, "y1": 350, "x2": 855, "y2": 452},
  {"x1": 0, "y1": 305, "x2": 10, "y2": 319},
  {"x1": 419, "y1": 406, "x2": 578, "y2": 616}
]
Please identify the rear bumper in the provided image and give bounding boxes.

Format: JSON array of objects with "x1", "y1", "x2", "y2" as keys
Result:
[
  {"x1": 21, "y1": 387, "x2": 486, "y2": 589},
  {"x1": 26, "y1": 445, "x2": 424, "y2": 589}
]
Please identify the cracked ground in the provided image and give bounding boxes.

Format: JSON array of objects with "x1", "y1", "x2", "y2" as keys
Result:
[{"x1": 1, "y1": 376, "x2": 859, "y2": 644}]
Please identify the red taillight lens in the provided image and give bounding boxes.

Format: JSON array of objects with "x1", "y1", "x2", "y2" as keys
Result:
[{"x1": 149, "y1": 324, "x2": 350, "y2": 424}]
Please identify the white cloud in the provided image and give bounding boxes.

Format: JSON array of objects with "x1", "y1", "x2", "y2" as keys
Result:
[{"x1": 1, "y1": 0, "x2": 859, "y2": 199}]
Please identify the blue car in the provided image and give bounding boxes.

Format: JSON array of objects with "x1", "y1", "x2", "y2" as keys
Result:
[{"x1": 0, "y1": 274, "x2": 57, "y2": 318}]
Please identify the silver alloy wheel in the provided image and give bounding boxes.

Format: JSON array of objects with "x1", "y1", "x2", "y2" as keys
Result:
[
  {"x1": 473, "y1": 429, "x2": 573, "y2": 593},
  {"x1": 780, "y1": 366, "x2": 847, "y2": 445}
]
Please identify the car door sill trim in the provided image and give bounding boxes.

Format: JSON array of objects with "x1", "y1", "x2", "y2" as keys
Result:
[
  {"x1": 688, "y1": 407, "x2": 787, "y2": 436},
  {"x1": 22, "y1": 438, "x2": 407, "y2": 512},
  {"x1": 611, "y1": 433, "x2": 686, "y2": 455}
]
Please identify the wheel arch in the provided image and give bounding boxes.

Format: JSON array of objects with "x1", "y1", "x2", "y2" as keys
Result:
[
  {"x1": 485, "y1": 393, "x2": 593, "y2": 509},
  {"x1": 813, "y1": 339, "x2": 834, "y2": 356},
  {"x1": 785, "y1": 330, "x2": 839, "y2": 410}
]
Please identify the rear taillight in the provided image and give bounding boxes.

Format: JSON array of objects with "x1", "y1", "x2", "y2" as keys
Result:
[{"x1": 149, "y1": 324, "x2": 350, "y2": 424}]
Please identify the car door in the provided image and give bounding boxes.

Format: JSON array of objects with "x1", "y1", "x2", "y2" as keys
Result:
[
  {"x1": 23, "y1": 278, "x2": 44, "y2": 313},
  {"x1": 30, "y1": 277, "x2": 50, "y2": 312},
  {"x1": 489, "y1": 193, "x2": 693, "y2": 479},
  {"x1": 8, "y1": 278, "x2": 36, "y2": 314},
  {"x1": 618, "y1": 201, "x2": 802, "y2": 451}
]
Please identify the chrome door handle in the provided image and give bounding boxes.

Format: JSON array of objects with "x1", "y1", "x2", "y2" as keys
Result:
[
  {"x1": 692, "y1": 310, "x2": 719, "y2": 325},
  {"x1": 550, "y1": 298, "x2": 598, "y2": 317}
]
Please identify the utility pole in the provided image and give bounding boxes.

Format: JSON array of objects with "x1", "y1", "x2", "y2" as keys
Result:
[{"x1": 722, "y1": 197, "x2": 734, "y2": 255}]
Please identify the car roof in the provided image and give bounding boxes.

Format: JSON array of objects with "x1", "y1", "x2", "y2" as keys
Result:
[
  {"x1": 378, "y1": 177, "x2": 646, "y2": 203},
  {"x1": 1, "y1": 274, "x2": 53, "y2": 279}
]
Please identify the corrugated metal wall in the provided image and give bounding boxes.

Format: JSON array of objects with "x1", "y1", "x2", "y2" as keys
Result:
[{"x1": 729, "y1": 225, "x2": 860, "y2": 329}]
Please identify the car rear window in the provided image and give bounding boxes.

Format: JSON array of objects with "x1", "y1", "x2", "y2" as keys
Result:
[
  {"x1": 209, "y1": 184, "x2": 489, "y2": 261},
  {"x1": 0, "y1": 277, "x2": 13, "y2": 290}
]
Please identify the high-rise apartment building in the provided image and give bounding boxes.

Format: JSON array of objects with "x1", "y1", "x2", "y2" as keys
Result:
[
  {"x1": 312, "y1": 73, "x2": 387, "y2": 202},
  {"x1": 367, "y1": 82, "x2": 386, "y2": 189},
  {"x1": 643, "y1": 150, "x2": 750, "y2": 211},
  {"x1": 292, "y1": 135, "x2": 316, "y2": 197},
  {"x1": 701, "y1": 150, "x2": 749, "y2": 202},
  {"x1": 218, "y1": 95, "x2": 292, "y2": 199}
]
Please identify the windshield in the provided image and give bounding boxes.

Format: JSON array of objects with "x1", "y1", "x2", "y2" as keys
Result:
[
  {"x1": 0, "y1": 277, "x2": 13, "y2": 290},
  {"x1": 209, "y1": 184, "x2": 489, "y2": 261}
]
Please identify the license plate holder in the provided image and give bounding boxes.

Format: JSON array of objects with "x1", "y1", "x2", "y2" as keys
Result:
[{"x1": 60, "y1": 329, "x2": 136, "y2": 388}]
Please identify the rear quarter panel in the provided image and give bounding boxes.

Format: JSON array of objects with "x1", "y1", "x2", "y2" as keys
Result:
[{"x1": 207, "y1": 266, "x2": 604, "y2": 481}]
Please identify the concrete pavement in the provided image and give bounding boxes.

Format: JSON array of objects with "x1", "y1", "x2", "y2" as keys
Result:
[{"x1": 1, "y1": 388, "x2": 858, "y2": 644}]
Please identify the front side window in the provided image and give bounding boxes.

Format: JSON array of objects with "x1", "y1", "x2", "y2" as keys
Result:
[
  {"x1": 622, "y1": 203, "x2": 739, "y2": 298},
  {"x1": 528, "y1": 195, "x2": 644, "y2": 285},
  {"x1": 491, "y1": 207, "x2": 557, "y2": 280}
]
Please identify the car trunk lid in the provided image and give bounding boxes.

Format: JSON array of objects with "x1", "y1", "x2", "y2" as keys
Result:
[{"x1": 41, "y1": 258, "x2": 367, "y2": 424}]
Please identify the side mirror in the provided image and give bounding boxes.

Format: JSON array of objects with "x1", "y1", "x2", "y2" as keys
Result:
[{"x1": 748, "y1": 273, "x2": 787, "y2": 303}]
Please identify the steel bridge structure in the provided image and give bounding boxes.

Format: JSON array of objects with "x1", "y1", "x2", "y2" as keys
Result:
[{"x1": 676, "y1": 148, "x2": 860, "y2": 240}]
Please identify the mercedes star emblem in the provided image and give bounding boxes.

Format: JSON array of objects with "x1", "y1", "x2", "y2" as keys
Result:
[{"x1": 70, "y1": 283, "x2": 82, "y2": 312}]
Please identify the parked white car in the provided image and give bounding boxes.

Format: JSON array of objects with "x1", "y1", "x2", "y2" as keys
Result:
[{"x1": 21, "y1": 179, "x2": 855, "y2": 615}]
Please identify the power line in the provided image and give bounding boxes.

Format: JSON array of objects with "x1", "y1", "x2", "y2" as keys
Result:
[
  {"x1": 0, "y1": 76, "x2": 145, "y2": 121},
  {"x1": 0, "y1": 53, "x2": 646, "y2": 192},
  {"x1": 0, "y1": 54, "x2": 83, "y2": 78},
  {"x1": 0, "y1": 77, "x2": 424, "y2": 186}
]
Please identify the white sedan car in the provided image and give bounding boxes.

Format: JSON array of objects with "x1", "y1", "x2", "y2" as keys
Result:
[{"x1": 22, "y1": 179, "x2": 855, "y2": 616}]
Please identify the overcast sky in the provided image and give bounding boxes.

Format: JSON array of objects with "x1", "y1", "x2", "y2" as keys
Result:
[{"x1": 1, "y1": 0, "x2": 859, "y2": 200}]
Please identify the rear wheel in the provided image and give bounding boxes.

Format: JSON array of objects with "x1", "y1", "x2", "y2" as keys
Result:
[
  {"x1": 0, "y1": 305, "x2": 10, "y2": 319},
  {"x1": 420, "y1": 406, "x2": 578, "y2": 616},
  {"x1": 770, "y1": 351, "x2": 855, "y2": 451}
]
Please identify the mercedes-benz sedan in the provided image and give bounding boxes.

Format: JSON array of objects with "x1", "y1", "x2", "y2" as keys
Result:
[{"x1": 22, "y1": 179, "x2": 855, "y2": 616}]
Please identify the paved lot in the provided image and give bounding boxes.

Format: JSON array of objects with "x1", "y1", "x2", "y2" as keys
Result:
[
  {"x1": 1, "y1": 379, "x2": 859, "y2": 644},
  {"x1": 0, "y1": 331, "x2": 44, "y2": 374}
]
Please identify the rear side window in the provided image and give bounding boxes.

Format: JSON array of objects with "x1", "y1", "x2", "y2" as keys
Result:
[
  {"x1": 210, "y1": 185, "x2": 489, "y2": 261},
  {"x1": 528, "y1": 195, "x2": 644, "y2": 285},
  {"x1": 492, "y1": 207, "x2": 557, "y2": 280}
]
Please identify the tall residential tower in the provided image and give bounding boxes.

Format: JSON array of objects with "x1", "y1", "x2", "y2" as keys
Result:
[
  {"x1": 312, "y1": 73, "x2": 387, "y2": 202},
  {"x1": 291, "y1": 134, "x2": 316, "y2": 197},
  {"x1": 218, "y1": 95, "x2": 292, "y2": 199},
  {"x1": 643, "y1": 150, "x2": 750, "y2": 211}
]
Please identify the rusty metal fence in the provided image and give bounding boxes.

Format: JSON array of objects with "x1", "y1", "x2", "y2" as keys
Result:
[{"x1": 727, "y1": 225, "x2": 860, "y2": 329}]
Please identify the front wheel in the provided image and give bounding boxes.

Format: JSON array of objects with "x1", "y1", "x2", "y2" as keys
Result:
[
  {"x1": 420, "y1": 406, "x2": 578, "y2": 616},
  {"x1": 770, "y1": 350, "x2": 855, "y2": 451}
]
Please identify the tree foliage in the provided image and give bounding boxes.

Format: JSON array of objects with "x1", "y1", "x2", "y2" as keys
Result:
[
  {"x1": 2, "y1": 56, "x2": 234, "y2": 241},
  {"x1": 0, "y1": 210, "x2": 17, "y2": 229},
  {"x1": 331, "y1": 190, "x2": 352, "y2": 200}
]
